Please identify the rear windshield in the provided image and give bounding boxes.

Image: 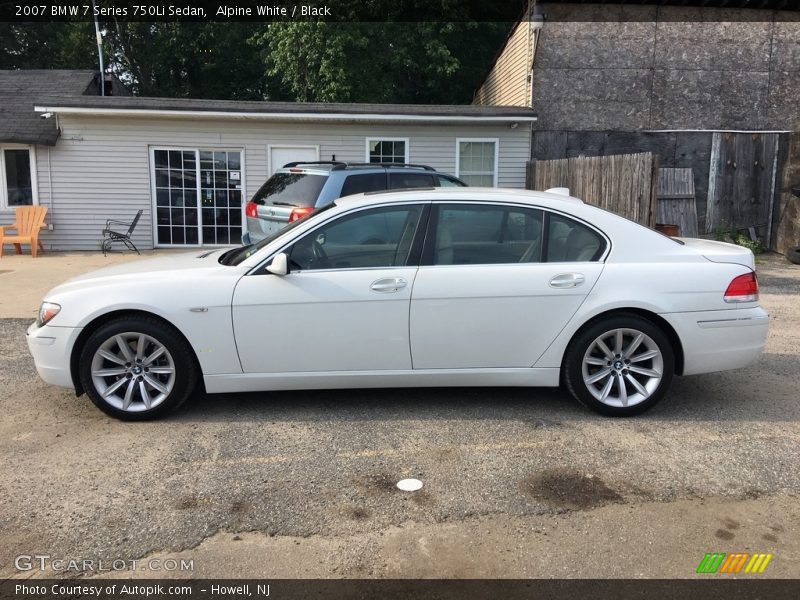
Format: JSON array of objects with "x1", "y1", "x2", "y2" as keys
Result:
[{"x1": 251, "y1": 172, "x2": 327, "y2": 208}]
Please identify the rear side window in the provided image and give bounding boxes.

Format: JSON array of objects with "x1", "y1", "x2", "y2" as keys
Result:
[
  {"x1": 546, "y1": 214, "x2": 605, "y2": 262},
  {"x1": 388, "y1": 172, "x2": 435, "y2": 189},
  {"x1": 433, "y1": 204, "x2": 544, "y2": 265},
  {"x1": 340, "y1": 173, "x2": 387, "y2": 197},
  {"x1": 251, "y1": 173, "x2": 327, "y2": 208}
]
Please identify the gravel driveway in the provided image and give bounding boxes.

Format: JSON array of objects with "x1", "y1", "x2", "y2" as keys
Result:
[{"x1": 0, "y1": 254, "x2": 798, "y2": 579}]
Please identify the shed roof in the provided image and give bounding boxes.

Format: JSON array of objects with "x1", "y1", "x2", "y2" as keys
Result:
[
  {"x1": 0, "y1": 70, "x2": 101, "y2": 146},
  {"x1": 34, "y1": 95, "x2": 537, "y2": 124}
]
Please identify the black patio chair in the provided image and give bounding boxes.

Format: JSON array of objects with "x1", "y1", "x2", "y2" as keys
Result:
[{"x1": 102, "y1": 210, "x2": 143, "y2": 256}]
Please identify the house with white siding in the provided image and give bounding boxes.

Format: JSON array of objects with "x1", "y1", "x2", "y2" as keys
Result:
[{"x1": 1, "y1": 70, "x2": 536, "y2": 251}]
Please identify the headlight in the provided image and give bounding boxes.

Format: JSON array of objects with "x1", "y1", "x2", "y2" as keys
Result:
[{"x1": 37, "y1": 302, "x2": 61, "y2": 327}]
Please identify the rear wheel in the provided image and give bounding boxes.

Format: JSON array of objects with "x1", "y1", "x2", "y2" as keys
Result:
[
  {"x1": 563, "y1": 314, "x2": 674, "y2": 417},
  {"x1": 78, "y1": 316, "x2": 197, "y2": 420}
]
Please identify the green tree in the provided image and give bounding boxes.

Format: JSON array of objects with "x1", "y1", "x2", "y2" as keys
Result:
[
  {"x1": 0, "y1": 23, "x2": 97, "y2": 70},
  {"x1": 106, "y1": 22, "x2": 270, "y2": 100},
  {"x1": 255, "y1": 21, "x2": 508, "y2": 104}
]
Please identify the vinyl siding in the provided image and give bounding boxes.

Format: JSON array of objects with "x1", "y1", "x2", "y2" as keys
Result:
[
  {"x1": 32, "y1": 116, "x2": 532, "y2": 250},
  {"x1": 474, "y1": 20, "x2": 533, "y2": 107}
]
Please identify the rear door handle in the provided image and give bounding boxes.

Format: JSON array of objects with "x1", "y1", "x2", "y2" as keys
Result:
[
  {"x1": 549, "y1": 273, "x2": 585, "y2": 288},
  {"x1": 370, "y1": 277, "x2": 407, "y2": 293}
]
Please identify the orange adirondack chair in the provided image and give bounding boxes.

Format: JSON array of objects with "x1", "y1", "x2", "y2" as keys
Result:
[{"x1": 0, "y1": 206, "x2": 48, "y2": 258}]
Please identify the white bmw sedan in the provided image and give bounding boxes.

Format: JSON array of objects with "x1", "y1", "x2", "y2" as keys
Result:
[{"x1": 27, "y1": 188, "x2": 768, "y2": 420}]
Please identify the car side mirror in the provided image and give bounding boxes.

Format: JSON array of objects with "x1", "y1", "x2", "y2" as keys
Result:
[{"x1": 267, "y1": 252, "x2": 289, "y2": 276}]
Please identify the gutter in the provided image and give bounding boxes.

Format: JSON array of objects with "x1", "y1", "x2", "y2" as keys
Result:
[{"x1": 34, "y1": 105, "x2": 537, "y2": 124}]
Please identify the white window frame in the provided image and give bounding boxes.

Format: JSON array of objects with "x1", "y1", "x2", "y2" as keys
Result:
[
  {"x1": 365, "y1": 138, "x2": 410, "y2": 164},
  {"x1": 0, "y1": 144, "x2": 38, "y2": 211},
  {"x1": 149, "y1": 146, "x2": 246, "y2": 248},
  {"x1": 455, "y1": 138, "x2": 499, "y2": 187}
]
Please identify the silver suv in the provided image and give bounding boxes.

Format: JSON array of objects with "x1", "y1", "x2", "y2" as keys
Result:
[{"x1": 243, "y1": 162, "x2": 466, "y2": 244}]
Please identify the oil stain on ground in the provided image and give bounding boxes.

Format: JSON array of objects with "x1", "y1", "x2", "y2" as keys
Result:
[{"x1": 520, "y1": 468, "x2": 623, "y2": 510}]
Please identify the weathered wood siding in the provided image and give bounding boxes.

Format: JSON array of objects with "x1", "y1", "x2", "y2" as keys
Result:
[
  {"x1": 473, "y1": 19, "x2": 533, "y2": 107},
  {"x1": 532, "y1": 130, "x2": 713, "y2": 229},
  {"x1": 532, "y1": 4, "x2": 800, "y2": 131},
  {"x1": 773, "y1": 131, "x2": 800, "y2": 255},
  {"x1": 705, "y1": 132, "x2": 779, "y2": 235},
  {"x1": 27, "y1": 116, "x2": 532, "y2": 250},
  {"x1": 657, "y1": 168, "x2": 698, "y2": 237},
  {"x1": 527, "y1": 152, "x2": 659, "y2": 227}
]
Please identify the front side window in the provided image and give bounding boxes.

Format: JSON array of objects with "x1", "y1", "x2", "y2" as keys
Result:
[
  {"x1": 433, "y1": 204, "x2": 544, "y2": 265},
  {"x1": 289, "y1": 205, "x2": 423, "y2": 271},
  {"x1": 367, "y1": 139, "x2": 408, "y2": 164},
  {"x1": 1, "y1": 147, "x2": 35, "y2": 209},
  {"x1": 457, "y1": 140, "x2": 497, "y2": 187}
]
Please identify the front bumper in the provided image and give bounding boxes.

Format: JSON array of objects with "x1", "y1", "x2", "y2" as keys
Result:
[
  {"x1": 662, "y1": 306, "x2": 769, "y2": 376},
  {"x1": 26, "y1": 322, "x2": 82, "y2": 389}
]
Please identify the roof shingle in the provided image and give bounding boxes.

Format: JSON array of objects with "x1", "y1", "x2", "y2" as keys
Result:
[{"x1": 0, "y1": 70, "x2": 99, "y2": 145}]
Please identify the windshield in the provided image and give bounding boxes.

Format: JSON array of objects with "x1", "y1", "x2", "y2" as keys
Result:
[
  {"x1": 251, "y1": 172, "x2": 327, "y2": 208},
  {"x1": 219, "y1": 202, "x2": 337, "y2": 266}
]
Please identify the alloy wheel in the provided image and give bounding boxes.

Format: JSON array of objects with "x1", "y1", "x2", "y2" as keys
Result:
[
  {"x1": 581, "y1": 328, "x2": 664, "y2": 408},
  {"x1": 90, "y1": 332, "x2": 176, "y2": 412}
]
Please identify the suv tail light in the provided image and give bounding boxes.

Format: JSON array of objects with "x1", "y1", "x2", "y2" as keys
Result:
[
  {"x1": 245, "y1": 201, "x2": 259, "y2": 219},
  {"x1": 724, "y1": 272, "x2": 759, "y2": 303},
  {"x1": 289, "y1": 207, "x2": 315, "y2": 223}
]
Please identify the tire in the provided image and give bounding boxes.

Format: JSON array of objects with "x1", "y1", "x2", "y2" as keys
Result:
[
  {"x1": 563, "y1": 314, "x2": 674, "y2": 417},
  {"x1": 78, "y1": 316, "x2": 198, "y2": 421},
  {"x1": 787, "y1": 247, "x2": 800, "y2": 265}
]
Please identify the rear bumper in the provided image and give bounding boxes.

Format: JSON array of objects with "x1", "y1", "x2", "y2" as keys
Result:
[
  {"x1": 26, "y1": 322, "x2": 81, "y2": 389},
  {"x1": 662, "y1": 306, "x2": 769, "y2": 376}
]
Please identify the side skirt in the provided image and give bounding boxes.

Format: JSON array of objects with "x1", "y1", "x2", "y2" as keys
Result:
[{"x1": 203, "y1": 368, "x2": 560, "y2": 394}]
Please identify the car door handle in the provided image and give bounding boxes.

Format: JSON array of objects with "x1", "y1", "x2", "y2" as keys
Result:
[
  {"x1": 549, "y1": 273, "x2": 585, "y2": 288},
  {"x1": 370, "y1": 277, "x2": 407, "y2": 293}
]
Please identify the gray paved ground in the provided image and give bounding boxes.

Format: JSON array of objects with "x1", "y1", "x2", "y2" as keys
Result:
[{"x1": 0, "y1": 253, "x2": 798, "y2": 578}]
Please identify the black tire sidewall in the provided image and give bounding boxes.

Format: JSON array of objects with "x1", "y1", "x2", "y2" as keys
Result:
[
  {"x1": 78, "y1": 316, "x2": 196, "y2": 421},
  {"x1": 564, "y1": 314, "x2": 675, "y2": 417}
]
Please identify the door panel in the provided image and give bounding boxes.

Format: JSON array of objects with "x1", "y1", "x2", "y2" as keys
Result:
[
  {"x1": 232, "y1": 268, "x2": 418, "y2": 373},
  {"x1": 410, "y1": 263, "x2": 603, "y2": 369}
]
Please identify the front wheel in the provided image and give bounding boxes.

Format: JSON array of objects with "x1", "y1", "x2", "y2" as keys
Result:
[
  {"x1": 563, "y1": 314, "x2": 674, "y2": 417},
  {"x1": 78, "y1": 316, "x2": 198, "y2": 420}
]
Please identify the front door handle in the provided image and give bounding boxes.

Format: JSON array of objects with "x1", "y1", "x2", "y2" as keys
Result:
[
  {"x1": 370, "y1": 277, "x2": 407, "y2": 293},
  {"x1": 549, "y1": 273, "x2": 585, "y2": 288}
]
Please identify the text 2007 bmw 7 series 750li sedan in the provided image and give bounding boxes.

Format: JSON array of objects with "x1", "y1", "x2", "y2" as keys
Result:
[{"x1": 27, "y1": 188, "x2": 769, "y2": 420}]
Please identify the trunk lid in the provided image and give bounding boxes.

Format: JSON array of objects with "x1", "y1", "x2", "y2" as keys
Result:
[{"x1": 676, "y1": 238, "x2": 755, "y2": 270}]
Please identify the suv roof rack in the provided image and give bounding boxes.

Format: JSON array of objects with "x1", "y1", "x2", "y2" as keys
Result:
[
  {"x1": 347, "y1": 162, "x2": 436, "y2": 171},
  {"x1": 281, "y1": 161, "x2": 436, "y2": 172}
]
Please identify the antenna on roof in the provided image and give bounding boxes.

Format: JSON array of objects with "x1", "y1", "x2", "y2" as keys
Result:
[{"x1": 91, "y1": 0, "x2": 105, "y2": 97}]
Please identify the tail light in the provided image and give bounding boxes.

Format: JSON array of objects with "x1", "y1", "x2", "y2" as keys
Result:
[
  {"x1": 245, "y1": 201, "x2": 259, "y2": 219},
  {"x1": 724, "y1": 272, "x2": 759, "y2": 303},
  {"x1": 289, "y1": 207, "x2": 315, "y2": 223}
]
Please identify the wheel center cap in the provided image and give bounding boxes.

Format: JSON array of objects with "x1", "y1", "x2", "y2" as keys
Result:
[
  {"x1": 132, "y1": 365, "x2": 143, "y2": 375},
  {"x1": 613, "y1": 361, "x2": 623, "y2": 370}
]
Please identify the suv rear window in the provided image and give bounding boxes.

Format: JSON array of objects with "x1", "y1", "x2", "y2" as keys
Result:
[{"x1": 251, "y1": 172, "x2": 327, "y2": 208}]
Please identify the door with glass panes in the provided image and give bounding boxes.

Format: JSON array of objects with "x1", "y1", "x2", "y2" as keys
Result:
[{"x1": 152, "y1": 148, "x2": 244, "y2": 246}]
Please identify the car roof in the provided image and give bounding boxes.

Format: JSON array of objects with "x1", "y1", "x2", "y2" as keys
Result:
[{"x1": 336, "y1": 186, "x2": 585, "y2": 208}]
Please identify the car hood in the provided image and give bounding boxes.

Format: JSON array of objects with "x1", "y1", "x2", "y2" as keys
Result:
[
  {"x1": 676, "y1": 238, "x2": 755, "y2": 270},
  {"x1": 46, "y1": 249, "x2": 236, "y2": 299},
  {"x1": 66, "y1": 250, "x2": 227, "y2": 282}
]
